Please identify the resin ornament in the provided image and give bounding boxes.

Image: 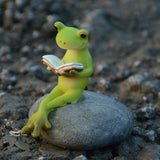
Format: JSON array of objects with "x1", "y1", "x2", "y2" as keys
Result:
[{"x1": 21, "y1": 22, "x2": 93, "y2": 137}]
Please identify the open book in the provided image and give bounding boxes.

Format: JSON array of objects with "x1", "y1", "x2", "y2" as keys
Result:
[{"x1": 42, "y1": 55, "x2": 84, "y2": 74}]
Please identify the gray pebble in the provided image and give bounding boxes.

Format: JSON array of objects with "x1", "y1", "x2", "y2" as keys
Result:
[
  {"x1": 21, "y1": 45, "x2": 31, "y2": 54},
  {"x1": 144, "y1": 130, "x2": 157, "y2": 142},
  {"x1": 136, "y1": 106, "x2": 156, "y2": 120},
  {"x1": 95, "y1": 63, "x2": 109, "y2": 75},
  {"x1": 0, "y1": 69, "x2": 17, "y2": 86},
  {"x1": 32, "y1": 30, "x2": 41, "y2": 39},
  {"x1": 97, "y1": 78, "x2": 111, "y2": 90},
  {"x1": 126, "y1": 74, "x2": 144, "y2": 91},
  {"x1": 73, "y1": 155, "x2": 88, "y2": 160},
  {"x1": 136, "y1": 144, "x2": 160, "y2": 160},
  {"x1": 29, "y1": 91, "x2": 134, "y2": 150},
  {"x1": 38, "y1": 157, "x2": 47, "y2": 160}
]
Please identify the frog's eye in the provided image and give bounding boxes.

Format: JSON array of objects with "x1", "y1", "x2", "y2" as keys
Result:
[
  {"x1": 79, "y1": 32, "x2": 87, "y2": 39},
  {"x1": 78, "y1": 29, "x2": 88, "y2": 39},
  {"x1": 80, "y1": 33, "x2": 87, "y2": 39}
]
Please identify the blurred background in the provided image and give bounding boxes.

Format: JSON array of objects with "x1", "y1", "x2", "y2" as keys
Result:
[{"x1": 0, "y1": 0, "x2": 160, "y2": 159}]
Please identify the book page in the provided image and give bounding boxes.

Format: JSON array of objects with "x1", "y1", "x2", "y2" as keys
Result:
[{"x1": 42, "y1": 55, "x2": 64, "y2": 69}]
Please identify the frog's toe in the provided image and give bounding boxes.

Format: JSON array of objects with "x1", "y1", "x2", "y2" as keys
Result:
[
  {"x1": 44, "y1": 121, "x2": 51, "y2": 129},
  {"x1": 32, "y1": 125, "x2": 41, "y2": 138},
  {"x1": 21, "y1": 124, "x2": 33, "y2": 135}
]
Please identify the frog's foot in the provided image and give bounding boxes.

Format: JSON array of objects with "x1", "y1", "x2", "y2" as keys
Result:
[{"x1": 21, "y1": 111, "x2": 51, "y2": 138}]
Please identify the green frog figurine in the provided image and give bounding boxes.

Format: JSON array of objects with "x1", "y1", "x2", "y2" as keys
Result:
[{"x1": 21, "y1": 21, "x2": 93, "y2": 137}]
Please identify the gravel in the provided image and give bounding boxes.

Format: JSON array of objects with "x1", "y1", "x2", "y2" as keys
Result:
[{"x1": 0, "y1": 0, "x2": 160, "y2": 159}]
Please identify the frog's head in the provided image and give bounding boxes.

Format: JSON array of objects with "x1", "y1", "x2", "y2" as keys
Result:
[{"x1": 54, "y1": 21, "x2": 88, "y2": 50}]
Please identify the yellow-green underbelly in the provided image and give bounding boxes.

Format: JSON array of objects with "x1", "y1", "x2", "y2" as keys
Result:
[{"x1": 58, "y1": 76, "x2": 88, "y2": 91}]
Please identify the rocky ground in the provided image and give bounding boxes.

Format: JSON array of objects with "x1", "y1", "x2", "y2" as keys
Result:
[{"x1": 0, "y1": 0, "x2": 160, "y2": 159}]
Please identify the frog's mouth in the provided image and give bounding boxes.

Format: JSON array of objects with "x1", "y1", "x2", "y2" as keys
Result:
[
  {"x1": 59, "y1": 41, "x2": 87, "y2": 50},
  {"x1": 68, "y1": 44, "x2": 86, "y2": 50}
]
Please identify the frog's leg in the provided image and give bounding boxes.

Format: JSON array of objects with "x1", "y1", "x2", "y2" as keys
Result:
[
  {"x1": 45, "y1": 89, "x2": 83, "y2": 114},
  {"x1": 21, "y1": 89, "x2": 83, "y2": 137},
  {"x1": 40, "y1": 85, "x2": 64, "y2": 108},
  {"x1": 21, "y1": 85, "x2": 64, "y2": 137}
]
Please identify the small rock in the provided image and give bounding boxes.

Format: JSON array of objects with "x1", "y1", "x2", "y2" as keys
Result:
[
  {"x1": 24, "y1": 9, "x2": 35, "y2": 23},
  {"x1": 16, "y1": 151, "x2": 32, "y2": 159},
  {"x1": 12, "y1": 106, "x2": 28, "y2": 120},
  {"x1": 39, "y1": 143, "x2": 70, "y2": 159},
  {"x1": 144, "y1": 130, "x2": 157, "y2": 142},
  {"x1": 117, "y1": 136, "x2": 146, "y2": 158},
  {"x1": 73, "y1": 155, "x2": 88, "y2": 160},
  {"x1": 142, "y1": 81, "x2": 157, "y2": 94},
  {"x1": 126, "y1": 74, "x2": 144, "y2": 92},
  {"x1": 3, "y1": 141, "x2": 9, "y2": 147},
  {"x1": 14, "y1": 11, "x2": 24, "y2": 21},
  {"x1": 15, "y1": 0, "x2": 28, "y2": 8},
  {"x1": 21, "y1": 45, "x2": 31, "y2": 54},
  {"x1": 133, "y1": 60, "x2": 141, "y2": 67},
  {"x1": 136, "y1": 144, "x2": 160, "y2": 160},
  {"x1": 97, "y1": 78, "x2": 111, "y2": 90},
  {"x1": 136, "y1": 106, "x2": 156, "y2": 120},
  {"x1": 132, "y1": 127, "x2": 145, "y2": 137},
  {"x1": 30, "y1": 91, "x2": 133, "y2": 150},
  {"x1": 32, "y1": 30, "x2": 41, "y2": 39},
  {"x1": 112, "y1": 157, "x2": 128, "y2": 160},
  {"x1": 94, "y1": 63, "x2": 109, "y2": 75},
  {"x1": 0, "y1": 45, "x2": 11, "y2": 55},
  {"x1": 5, "y1": 121, "x2": 13, "y2": 128},
  {"x1": 0, "y1": 93, "x2": 24, "y2": 118},
  {"x1": 38, "y1": 157, "x2": 47, "y2": 160},
  {"x1": 3, "y1": 9, "x2": 13, "y2": 29},
  {"x1": 0, "y1": 69, "x2": 17, "y2": 86}
]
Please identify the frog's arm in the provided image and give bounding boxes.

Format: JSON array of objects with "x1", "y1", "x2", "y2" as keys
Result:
[
  {"x1": 61, "y1": 54, "x2": 93, "y2": 77},
  {"x1": 76, "y1": 54, "x2": 93, "y2": 78}
]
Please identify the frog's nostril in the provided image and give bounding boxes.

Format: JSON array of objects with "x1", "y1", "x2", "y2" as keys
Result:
[
  {"x1": 64, "y1": 42, "x2": 66, "y2": 45},
  {"x1": 60, "y1": 40, "x2": 62, "y2": 43}
]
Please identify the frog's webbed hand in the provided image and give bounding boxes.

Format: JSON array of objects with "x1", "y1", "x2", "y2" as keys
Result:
[
  {"x1": 58, "y1": 70, "x2": 77, "y2": 77},
  {"x1": 21, "y1": 111, "x2": 51, "y2": 137}
]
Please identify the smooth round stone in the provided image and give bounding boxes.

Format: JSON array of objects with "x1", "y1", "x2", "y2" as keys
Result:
[{"x1": 29, "y1": 91, "x2": 134, "y2": 150}]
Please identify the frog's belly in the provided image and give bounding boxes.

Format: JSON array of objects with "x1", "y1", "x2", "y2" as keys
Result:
[{"x1": 58, "y1": 76, "x2": 88, "y2": 91}]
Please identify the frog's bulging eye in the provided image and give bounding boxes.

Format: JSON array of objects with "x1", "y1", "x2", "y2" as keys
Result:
[{"x1": 79, "y1": 33, "x2": 87, "y2": 39}]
